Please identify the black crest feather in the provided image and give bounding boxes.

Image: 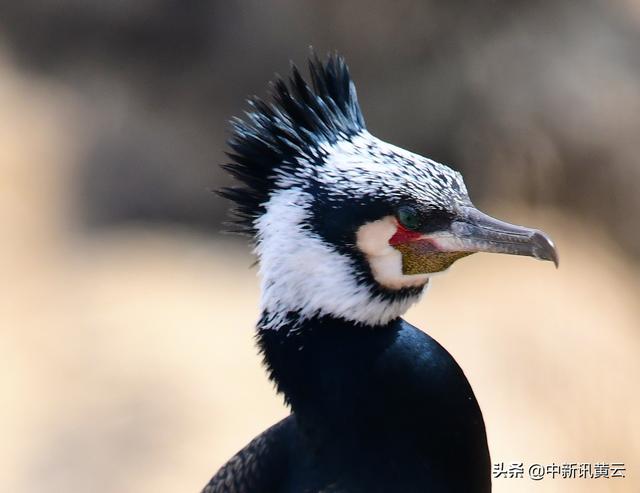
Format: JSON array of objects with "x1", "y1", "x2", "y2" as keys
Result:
[{"x1": 220, "y1": 52, "x2": 366, "y2": 235}]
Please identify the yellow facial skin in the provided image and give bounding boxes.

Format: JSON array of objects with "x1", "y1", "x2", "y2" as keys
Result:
[{"x1": 393, "y1": 242, "x2": 472, "y2": 275}]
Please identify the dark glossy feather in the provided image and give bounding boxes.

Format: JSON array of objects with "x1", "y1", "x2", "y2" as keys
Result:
[
  {"x1": 203, "y1": 317, "x2": 491, "y2": 493},
  {"x1": 201, "y1": 417, "x2": 293, "y2": 493}
]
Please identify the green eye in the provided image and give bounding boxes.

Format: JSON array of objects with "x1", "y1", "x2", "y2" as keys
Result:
[{"x1": 397, "y1": 205, "x2": 421, "y2": 231}]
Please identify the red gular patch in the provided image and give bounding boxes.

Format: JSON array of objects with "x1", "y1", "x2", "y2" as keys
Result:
[{"x1": 389, "y1": 223, "x2": 423, "y2": 246}]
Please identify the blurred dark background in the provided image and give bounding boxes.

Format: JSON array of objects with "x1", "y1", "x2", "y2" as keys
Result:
[
  {"x1": 1, "y1": 2, "x2": 639, "y2": 493},
  {"x1": 2, "y1": 0, "x2": 640, "y2": 253}
]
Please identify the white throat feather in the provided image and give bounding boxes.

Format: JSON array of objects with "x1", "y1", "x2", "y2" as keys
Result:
[{"x1": 255, "y1": 188, "x2": 427, "y2": 330}]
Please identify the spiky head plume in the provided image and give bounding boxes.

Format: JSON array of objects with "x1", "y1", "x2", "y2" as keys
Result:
[{"x1": 221, "y1": 53, "x2": 365, "y2": 235}]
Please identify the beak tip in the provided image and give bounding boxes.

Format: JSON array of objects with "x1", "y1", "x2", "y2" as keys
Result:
[{"x1": 532, "y1": 231, "x2": 559, "y2": 268}]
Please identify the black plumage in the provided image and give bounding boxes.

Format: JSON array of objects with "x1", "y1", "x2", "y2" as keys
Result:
[{"x1": 203, "y1": 316, "x2": 491, "y2": 493}]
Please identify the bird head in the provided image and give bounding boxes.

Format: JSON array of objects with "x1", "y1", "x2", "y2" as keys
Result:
[{"x1": 222, "y1": 53, "x2": 558, "y2": 329}]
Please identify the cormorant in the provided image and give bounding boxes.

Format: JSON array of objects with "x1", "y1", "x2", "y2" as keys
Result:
[{"x1": 202, "y1": 53, "x2": 557, "y2": 493}]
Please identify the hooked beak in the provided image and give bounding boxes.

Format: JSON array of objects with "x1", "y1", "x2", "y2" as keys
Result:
[{"x1": 391, "y1": 206, "x2": 558, "y2": 275}]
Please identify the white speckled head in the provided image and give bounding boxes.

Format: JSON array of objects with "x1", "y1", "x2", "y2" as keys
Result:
[
  {"x1": 222, "y1": 54, "x2": 481, "y2": 329},
  {"x1": 252, "y1": 128, "x2": 472, "y2": 329}
]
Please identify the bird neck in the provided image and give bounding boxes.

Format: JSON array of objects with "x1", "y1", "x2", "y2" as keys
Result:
[
  {"x1": 256, "y1": 312, "x2": 487, "y2": 445},
  {"x1": 256, "y1": 312, "x2": 491, "y2": 490},
  {"x1": 257, "y1": 313, "x2": 403, "y2": 424}
]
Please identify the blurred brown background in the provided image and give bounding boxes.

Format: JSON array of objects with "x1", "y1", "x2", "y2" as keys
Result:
[{"x1": 1, "y1": 1, "x2": 639, "y2": 492}]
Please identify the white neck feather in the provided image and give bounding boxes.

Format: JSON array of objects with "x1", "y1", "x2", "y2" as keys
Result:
[{"x1": 254, "y1": 188, "x2": 426, "y2": 329}]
